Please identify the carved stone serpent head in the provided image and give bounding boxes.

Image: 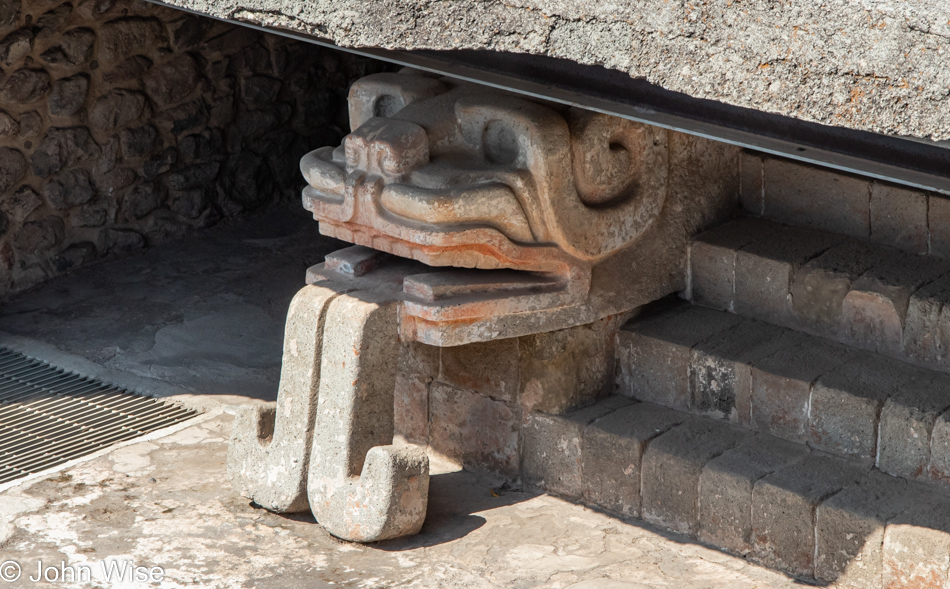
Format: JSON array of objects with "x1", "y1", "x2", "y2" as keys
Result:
[{"x1": 301, "y1": 70, "x2": 668, "y2": 278}]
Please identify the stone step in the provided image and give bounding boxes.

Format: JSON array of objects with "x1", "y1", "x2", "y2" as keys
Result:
[
  {"x1": 688, "y1": 216, "x2": 950, "y2": 373},
  {"x1": 615, "y1": 301, "x2": 950, "y2": 489},
  {"x1": 522, "y1": 395, "x2": 950, "y2": 586}
]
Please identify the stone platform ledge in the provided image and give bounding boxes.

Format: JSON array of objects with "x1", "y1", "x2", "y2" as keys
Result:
[
  {"x1": 153, "y1": 0, "x2": 950, "y2": 141},
  {"x1": 1, "y1": 411, "x2": 801, "y2": 589}
]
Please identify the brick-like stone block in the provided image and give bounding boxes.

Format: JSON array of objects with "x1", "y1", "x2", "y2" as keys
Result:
[
  {"x1": 816, "y1": 471, "x2": 913, "y2": 588},
  {"x1": 751, "y1": 336, "x2": 856, "y2": 443},
  {"x1": 582, "y1": 402, "x2": 686, "y2": 517},
  {"x1": 763, "y1": 157, "x2": 871, "y2": 239},
  {"x1": 617, "y1": 304, "x2": 742, "y2": 411},
  {"x1": 440, "y1": 337, "x2": 519, "y2": 402},
  {"x1": 689, "y1": 318, "x2": 789, "y2": 425},
  {"x1": 789, "y1": 239, "x2": 880, "y2": 336},
  {"x1": 870, "y1": 181, "x2": 928, "y2": 255},
  {"x1": 903, "y1": 274, "x2": 950, "y2": 368},
  {"x1": 522, "y1": 396, "x2": 634, "y2": 498},
  {"x1": 751, "y1": 453, "x2": 867, "y2": 578},
  {"x1": 735, "y1": 224, "x2": 844, "y2": 327},
  {"x1": 698, "y1": 434, "x2": 805, "y2": 554},
  {"x1": 739, "y1": 151, "x2": 763, "y2": 215},
  {"x1": 689, "y1": 217, "x2": 781, "y2": 311},
  {"x1": 877, "y1": 372, "x2": 950, "y2": 480},
  {"x1": 519, "y1": 317, "x2": 620, "y2": 415},
  {"x1": 882, "y1": 487, "x2": 950, "y2": 589},
  {"x1": 394, "y1": 341, "x2": 439, "y2": 444},
  {"x1": 928, "y1": 409, "x2": 950, "y2": 484},
  {"x1": 809, "y1": 353, "x2": 905, "y2": 462},
  {"x1": 842, "y1": 249, "x2": 950, "y2": 356},
  {"x1": 929, "y1": 194, "x2": 950, "y2": 261},
  {"x1": 641, "y1": 418, "x2": 751, "y2": 534},
  {"x1": 428, "y1": 382, "x2": 520, "y2": 476}
]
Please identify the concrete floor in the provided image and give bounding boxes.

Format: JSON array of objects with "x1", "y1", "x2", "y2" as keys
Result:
[{"x1": 0, "y1": 207, "x2": 800, "y2": 588}]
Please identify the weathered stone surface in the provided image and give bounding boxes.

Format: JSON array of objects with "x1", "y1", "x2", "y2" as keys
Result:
[
  {"x1": 154, "y1": 0, "x2": 950, "y2": 143},
  {"x1": 0, "y1": 147, "x2": 26, "y2": 195},
  {"x1": 815, "y1": 471, "x2": 913, "y2": 588},
  {"x1": 739, "y1": 151, "x2": 763, "y2": 215},
  {"x1": 43, "y1": 169, "x2": 96, "y2": 210},
  {"x1": 0, "y1": 28, "x2": 33, "y2": 64},
  {"x1": 0, "y1": 68, "x2": 50, "y2": 104},
  {"x1": 519, "y1": 318, "x2": 617, "y2": 414},
  {"x1": 2, "y1": 186, "x2": 42, "y2": 223},
  {"x1": 394, "y1": 341, "x2": 438, "y2": 444},
  {"x1": 903, "y1": 274, "x2": 950, "y2": 368},
  {"x1": 104, "y1": 55, "x2": 154, "y2": 84},
  {"x1": 788, "y1": 239, "x2": 880, "y2": 335},
  {"x1": 14, "y1": 216, "x2": 65, "y2": 252},
  {"x1": 119, "y1": 124, "x2": 158, "y2": 159},
  {"x1": 125, "y1": 182, "x2": 165, "y2": 219},
  {"x1": 32, "y1": 127, "x2": 100, "y2": 178},
  {"x1": 166, "y1": 162, "x2": 220, "y2": 190},
  {"x1": 42, "y1": 27, "x2": 96, "y2": 65},
  {"x1": 143, "y1": 53, "x2": 201, "y2": 106},
  {"x1": 751, "y1": 336, "x2": 857, "y2": 444},
  {"x1": 143, "y1": 147, "x2": 178, "y2": 179},
  {"x1": 809, "y1": 353, "x2": 906, "y2": 463},
  {"x1": 869, "y1": 182, "x2": 929, "y2": 255},
  {"x1": 17, "y1": 110, "x2": 42, "y2": 138},
  {"x1": 882, "y1": 488, "x2": 950, "y2": 589},
  {"x1": 928, "y1": 409, "x2": 950, "y2": 485},
  {"x1": 617, "y1": 303, "x2": 742, "y2": 411},
  {"x1": 34, "y1": 3, "x2": 73, "y2": 39},
  {"x1": 762, "y1": 159, "x2": 870, "y2": 239},
  {"x1": 241, "y1": 75, "x2": 281, "y2": 107},
  {"x1": 72, "y1": 200, "x2": 110, "y2": 227},
  {"x1": 522, "y1": 395, "x2": 634, "y2": 499},
  {"x1": 107, "y1": 227, "x2": 145, "y2": 253},
  {"x1": 930, "y1": 196, "x2": 950, "y2": 262},
  {"x1": 699, "y1": 434, "x2": 805, "y2": 555},
  {"x1": 304, "y1": 71, "x2": 735, "y2": 346},
  {"x1": 734, "y1": 224, "x2": 844, "y2": 327},
  {"x1": 438, "y1": 337, "x2": 519, "y2": 403},
  {"x1": 169, "y1": 188, "x2": 208, "y2": 218},
  {"x1": 48, "y1": 74, "x2": 89, "y2": 116},
  {"x1": 430, "y1": 382, "x2": 521, "y2": 476},
  {"x1": 752, "y1": 453, "x2": 866, "y2": 578},
  {"x1": 842, "y1": 249, "x2": 950, "y2": 356},
  {"x1": 878, "y1": 373, "x2": 950, "y2": 481},
  {"x1": 99, "y1": 17, "x2": 164, "y2": 62},
  {"x1": 0, "y1": 0, "x2": 19, "y2": 34},
  {"x1": 582, "y1": 402, "x2": 685, "y2": 517},
  {"x1": 641, "y1": 418, "x2": 751, "y2": 534},
  {"x1": 88, "y1": 89, "x2": 148, "y2": 131},
  {"x1": 307, "y1": 291, "x2": 429, "y2": 542},
  {"x1": 689, "y1": 317, "x2": 789, "y2": 425},
  {"x1": 228, "y1": 283, "x2": 340, "y2": 513},
  {"x1": 0, "y1": 110, "x2": 17, "y2": 137},
  {"x1": 689, "y1": 217, "x2": 781, "y2": 312}
]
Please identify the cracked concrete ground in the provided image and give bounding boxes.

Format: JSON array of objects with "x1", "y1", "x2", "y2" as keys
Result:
[{"x1": 0, "y1": 207, "x2": 800, "y2": 588}]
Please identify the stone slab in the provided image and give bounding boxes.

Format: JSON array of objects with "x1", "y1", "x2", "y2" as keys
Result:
[
  {"x1": 616, "y1": 303, "x2": 742, "y2": 411},
  {"x1": 808, "y1": 353, "x2": 906, "y2": 463},
  {"x1": 582, "y1": 402, "x2": 687, "y2": 517},
  {"x1": 751, "y1": 336, "x2": 857, "y2": 444},
  {"x1": 689, "y1": 217, "x2": 782, "y2": 311},
  {"x1": 815, "y1": 471, "x2": 913, "y2": 588},
  {"x1": 903, "y1": 273, "x2": 950, "y2": 369},
  {"x1": 698, "y1": 434, "x2": 806, "y2": 555},
  {"x1": 153, "y1": 0, "x2": 950, "y2": 143},
  {"x1": 734, "y1": 224, "x2": 844, "y2": 327},
  {"x1": 869, "y1": 181, "x2": 929, "y2": 255},
  {"x1": 877, "y1": 372, "x2": 950, "y2": 481},
  {"x1": 641, "y1": 418, "x2": 751, "y2": 535},
  {"x1": 762, "y1": 159, "x2": 870, "y2": 240},
  {"x1": 521, "y1": 395, "x2": 635, "y2": 499},
  {"x1": 751, "y1": 452, "x2": 867, "y2": 579},
  {"x1": 882, "y1": 486, "x2": 950, "y2": 589}
]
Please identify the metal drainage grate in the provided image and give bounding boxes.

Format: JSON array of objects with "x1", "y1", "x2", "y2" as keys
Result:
[{"x1": 0, "y1": 347, "x2": 199, "y2": 485}]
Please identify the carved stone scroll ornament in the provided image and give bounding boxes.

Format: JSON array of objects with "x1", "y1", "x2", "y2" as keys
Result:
[{"x1": 229, "y1": 70, "x2": 734, "y2": 542}]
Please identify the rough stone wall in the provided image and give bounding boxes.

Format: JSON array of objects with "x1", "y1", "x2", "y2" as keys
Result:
[{"x1": 0, "y1": 0, "x2": 390, "y2": 297}]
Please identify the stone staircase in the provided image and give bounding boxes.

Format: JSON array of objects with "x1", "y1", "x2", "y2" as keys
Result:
[{"x1": 523, "y1": 168, "x2": 950, "y2": 587}]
